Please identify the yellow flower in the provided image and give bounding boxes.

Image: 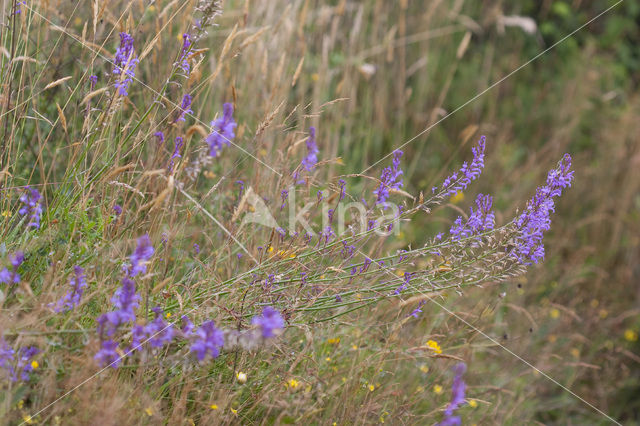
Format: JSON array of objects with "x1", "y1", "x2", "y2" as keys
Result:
[
  {"x1": 599, "y1": 309, "x2": 608, "y2": 319},
  {"x1": 327, "y1": 337, "x2": 340, "y2": 345},
  {"x1": 166, "y1": 312, "x2": 172, "y2": 318},
  {"x1": 468, "y1": 399, "x2": 478, "y2": 408},
  {"x1": 31, "y1": 361, "x2": 39, "y2": 369},
  {"x1": 230, "y1": 408, "x2": 238, "y2": 416},
  {"x1": 325, "y1": 357, "x2": 331, "y2": 362},
  {"x1": 368, "y1": 384, "x2": 375, "y2": 392},
  {"x1": 22, "y1": 415, "x2": 34, "y2": 425},
  {"x1": 288, "y1": 379, "x2": 300, "y2": 389},
  {"x1": 624, "y1": 329, "x2": 638, "y2": 342},
  {"x1": 550, "y1": 308, "x2": 560, "y2": 319},
  {"x1": 416, "y1": 386, "x2": 425, "y2": 393},
  {"x1": 419, "y1": 364, "x2": 429, "y2": 374},
  {"x1": 210, "y1": 404, "x2": 219, "y2": 410},
  {"x1": 236, "y1": 371, "x2": 247, "y2": 384},
  {"x1": 426, "y1": 340, "x2": 442, "y2": 354},
  {"x1": 351, "y1": 344, "x2": 358, "y2": 350},
  {"x1": 144, "y1": 407, "x2": 153, "y2": 416},
  {"x1": 570, "y1": 348, "x2": 580, "y2": 358},
  {"x1": 433, "y1": 384, "x2": 443, "y2": 394},
  {"x1": 267, "y1": 246, "x2": 274, "y2": 253},
  {"x1": 1, "y1": 210, "x2": 11, "y2": 218},
  {"x1": 449, "y1": 191, "x2": 464, "y2": 204}
]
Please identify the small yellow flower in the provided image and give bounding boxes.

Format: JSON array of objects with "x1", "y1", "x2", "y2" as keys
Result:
[
  {"x1": 1, "y1": 210, "x2": 11, "y2": 218},
  {"x1": 230, "y1": 408, "x2": 238, "y2": 415},
  {"x1": 550, "y1": 308, "x2": 560, "y2": 319},
  {"x1": 449, "y1": 191, "x2": 464, "y2": 204},
  {"x1": 327, "y1": 337, "x2": 340, "y2": 345},
  {"x1": 341, "y1": 377, "x2": 347, "y2": 383},
  {"x1": 570, "y1": 348, "x2": 580, "y2": 358},
  {"x1": 419, "y1": 364, "x2": 429, "y2": 374},
  {"x1": 416, "y1": 386, "x2": 425, "y2": 393},
  {"x1": 426, "y1": 340, "x2": 442, "y2": 355},
  {"x1": 22, "y1": 415, "x2": 34, "y2": 425},
  {"x1": 30, "y1": 361, "x2": 39, "y2": 369},
  {"x1": 396, "y1": 270, "x2": 405, "y2": 277},
  {"x1": 166, "y1": 312, "x2": 172, "y2": 318},
  {"x1": 433, "y1": 384, "x2": 443, "y2": 394},
  {"x1": 352, "y1": 344, "x2": 358, "y2": 350},
  {"x1": 325, "y1": 357, "x2": 331, "y2": 362},
  {"x1": 144, "y1": 407, "x2": 153, "y2": 416},
  {"x1": 368, "y1": 384, "x2": 375, "y2": 392},
  {"x1": 624, "y1": 329, "x2": 638, "y2": 342},
  {"x1": 288, "y1": 379, "x2": 300, "y2": 389},
  {"x1": 599, "y1": 309, "x2": 608, "y2": 319},
  {"x1": 17, "y1": 400, "x2": 24, "y2": 409},
  {"x1": 210, "y1": 404, "x2": 219, "y2": 410},
  {"x1": 236, "y1": 371, "x2": 247, "y2": 384},
  {"x1": 468, "y1": 399, "x2": 478, "y2": 408},
  {"x1": 267, "y1": 246, "x2": 274, "y2": 253}
]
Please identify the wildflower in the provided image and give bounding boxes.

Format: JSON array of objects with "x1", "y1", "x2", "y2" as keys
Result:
[
  {"x1": 450, "y1": 193, "x2": 495, "y2": 240},
  {"x1": 177, "y1": 33, "x2": 192, "y2": 74},
  {"x1": 368, "y1": 384, "x2": 375, "y2": 392},
  {"x1": 131, "y1": 307, "x2": 175, "y2": 351},
  {"x1": 438, "y1": 136, "x2": 486, "y2": 197},
  {"x1": 101, "y1": 277, "x2": 140, "y2": 332},
  {"x1": 177, "y1": 94, "x2": 193, "y2": 122},
  {"x1": 468, "y1": 399, "x2": 478, "y2": 408},
  {"x1": 301, "y1": 127, "x2": 319, "y2": 171},
  {"x1": 0, "y1": 251, "x2": 24, "y2": 285},
  {"x1": 0, "y1": 338, "x2": 15, "y2": 376},
  {"x1": 128, "y1": 234, "x2": 154, "y2": 277},
  {"x1": 433, "y1": 384, "x2": 443, "y2": 394},
  {"x1": 512, "y1": 154, "x2": 574, "y2": 264},
  {"x1": 193, "y1": 243, "x2": 200, "y2": 254},
  {"x1": 236, "y1": 371, "x2": 247, "y2": 383},
  {"x1": 449, "y1": 191, "x2": 464, "y2": 204},
  {"x1": 89, "y1": 74, "x2": 98, "y2": 89},
  {"x1": 94, "y1": 339, "x2": 121, "y2": 368},
  {"x1": 437, "y1": 363, "x2": 467, "y2": 426},
  {"x1": 168, "y1": 136, "x2": 184, "y2": 172},
  {"x1": 19, "y1": 187, "x2": 43, "y2": 228},
  {"x1": 409, "y1": 300, "x2": 425, "y2": 318},
  {"x1": 190, "y1": 320, "x2": 224, "y2": 361},
  {"x1": 338, "y1": 179, "x2": 347, "y2": 201},
  {"x1": 181, "y1": 315, "x2": 195, "y2": 335},
  {"x1": 13, "y1": 346, "x2": 39, "y2": 382},
  {"x1": 394, "y1": 272, "x2": 414, "y2": 295},
  {"x1": 153, "y1": 131, "x2": 165, "y2": 144},
  {"x1": 373, "y1": 149, "x2": 403, "y2": 207},
  {"x1": 419, "y1": 364, "x2": 429, "y2": 373},
  {"x1": 112, "y1": 204, "x2": 122, "y2": 216},
  {"x1": 550, "y1": 308, "x2": 560, "y2": 319},
  {"x1": 280, "y1": 189, "x2": 289, "y2": 210},
  {"x1": 112, "y1": 32, "x2": 139, "y2": 96},
  {"x1": 287, "y1": 378, "x2": 300, "y2": 389},
  {"x1": 251, "y1": 306, "x2": 285, "y2": 338},
  {"x1": 624, "y1": 329, "x2": 638, "y2": 342},
  {"x1": 54, "y1": 265, "x2": 87, "y2": 313},
  {"x1": 210, "y1": 404, "x2": 219, "y2": 410},
  {"x1": 426, "y1": 340, "x2": 442, "y2": 354},
  {"x1": 206, "y1": 103, "x2": 237, "y2": 157}
]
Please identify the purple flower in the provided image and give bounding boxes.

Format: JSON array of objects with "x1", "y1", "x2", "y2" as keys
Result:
[
  {"x1": 112, "y1": 32, "x2": 139, "y2": 96},
  {"x1": 54, "y1": 265, "x2": 87, "y2": 313},
  {"x1": 450, "y1": 193, "x2": 495, "y2": 240},
  {"x1": 301, "y1": 127, "x2": 319, "y2": 171},
  {"x1": 89, "y1": 74, "x2": 98, "y2": 89},
  {"x1": 129, "y1": 234, "x2": 154, "y2": 277},
  {"x1": 513, "y1": 154, "x2": 574, "y2": 264},
  {"x1": 338, "y1": 179, "x2": 347, "y2": 201},
  {"x1": 438, "y1": 136, "x2": 486, "y2": 197},
  {"x1": 190, "y1": 320, "x2": 224, "y2": 361},
  {"x1": 94, "y1": 340, "x2": 121, "y2": 368},
  {"x1": 409, "y1": 300, "x2": 425, "y2": 318},
  {"x1": 153, "y1": 131, "x2": 165, "y2": 144},
  {"x1": 181, "y1": 315, "x2": 195, "y2": 336},
  {"x1": 113, "y1": 204, "x2": 122, "y2": 216},
  {"x1": 280, "y1": 189, "x2": 289, "y2": 210},
  {"x1": 108, "y1": 277, "x2": 140, "y2": 326},
  {"x1": 373, "y1": 150, "x2": 403, "y2": 207},
  {"x1": 251, "y1": 306, "x2": 285, "y2": 338},
  {"x1": 394, "y1": 272, "x2": 414, "y2": 295},
  {"x1": 437, "y1": 363, "x2": 467, "y2": 426},
  {"x1": 16, "y1": 346, "x2": 39, "y2": 381},
  {"x1": 138, "y1": 307, "x2": 175, "y2": 349},
  {"x1": 177, "y1": 33, "x2": 192, "y2": 75},
  {"x1": 206, "y1": 103, "x2": 237, "y2": 157},
  {"x1": 0, "y1": 338, "x2": 15, "y2": 377},
  {"x1": 0, "y1": 251, "x2": 24, "y2": 285},
  {"x1": 168, "y1": 136, "x2": 184, "y2": 172},
  {"x1": 19, "y1": 187, "x2": 43, "y2": 228},
  {"x1": 177, "y1": 94, "x2": 193, "y2": 122}
]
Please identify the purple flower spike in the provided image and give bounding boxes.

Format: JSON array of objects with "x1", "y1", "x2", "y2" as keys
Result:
[
  {"x1": 190, "y1": 320, "x2": 224, "y2": 361},
  {"x1": 513, "y1": 154, "x2": 574, "y2": 264},
  {"x1": 438, "y1": 136, "x2": 486, "y2": 197},
  {"x1": 153, "y1": 131, "x2": 165, "y2": 144},
  {"x1": 251, "y1": 306, "x2": 285, "y2": 338},
  {"x1": 112, "y1": 32, "x2": 139, "y2": 96},
  {"x1": 177, "y1": 94, "x2": 193, "y2": 122},
  {"x1": 301, "y1": 127, "x2": 319, "y2": 172},
  {"x1": 206, "y1": 103, "x2": 237, "y2": 157},
  {"x1": 19, "y1": 187, "x2": 43, "y2": 228},
  {"x1": 0, "y1": 251, "x2": 24, "y2": 285},
  {"x1": 95, "y1": 340, "x2": 121, "y2": 368},
  {"x1": 437, "y1": 362, "x2": 467, "y2": 426},
  {"x1": 374, "y1": 150, "x2": 403, "y2": 207},
  {"x1": 54, "y1": 265, "x2": 87, "y2": 313},
  {"x1": 450, "y1": 193, "x2": 495, "y2": 240},
  {"x1": 129, "y1": 234, "x2": 154, "y2": 277},
  {"x1": 178, "y1": 33, "x2": 192, "y2": 75}
]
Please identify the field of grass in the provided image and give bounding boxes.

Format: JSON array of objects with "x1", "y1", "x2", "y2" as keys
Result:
[{"x1": 1, "y1": 0, "x2": 639, "y2": 424}]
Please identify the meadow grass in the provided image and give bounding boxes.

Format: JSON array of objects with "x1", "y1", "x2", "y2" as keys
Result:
[{"x1": 0, "y1": 1, "x2": 638, "y2": 425}]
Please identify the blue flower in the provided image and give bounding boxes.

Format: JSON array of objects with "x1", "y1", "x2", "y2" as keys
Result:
[
  {"x1": 373, "y1": 150, "x2": 403, "y2": 206},
  {"x1": 177, "y1": 94, "x2": 193, "y2": 122},
  {"x1": 251, "y1": 306, "x2": 285, "y2": 338},
  {"x1": 129, "y1": 234, "x2": 154, "y2": 277},
  {"x1": 437, "y1": 363, "x2": 467, "y2": 426},
  {"x1": 438, "y1": 136, "x2": 486, "y2": 197},
  {"x1": 301, "y1": 127, "x2": 319, "y2": 171},
  {"x1": 112, "y1": 32, "x2": 139, "y2": 96},
  {"x1": 206, "y1": 103, "x2": 237, "y2": 157},
  {"x1": 450, "y1": 193, "x2": 495, "y2": 240},
  {"x1": 54, "y1": 265, "x2": 87, "y2": 313},
  {"x1": 94, "y1": 340, "x2": 121, "y2": 368},
  {"x1": 190, "y1": 320, "x2": 224, "y2": 361},
  {"x1": 19, "y1": 187, "x2": 43, "y2": 228},
  {"x1": 0, "y1": 251, "x2": 24, "y2": 285}
]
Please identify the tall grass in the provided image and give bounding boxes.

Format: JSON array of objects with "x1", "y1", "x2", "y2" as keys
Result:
[{"x1": 0, "y1": 1, "x2": 638, "y2": 424}]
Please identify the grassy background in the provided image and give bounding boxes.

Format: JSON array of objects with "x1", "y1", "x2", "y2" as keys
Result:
[{"x1": 1, "y1": 0, "x2": 639, "y2": 424}]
